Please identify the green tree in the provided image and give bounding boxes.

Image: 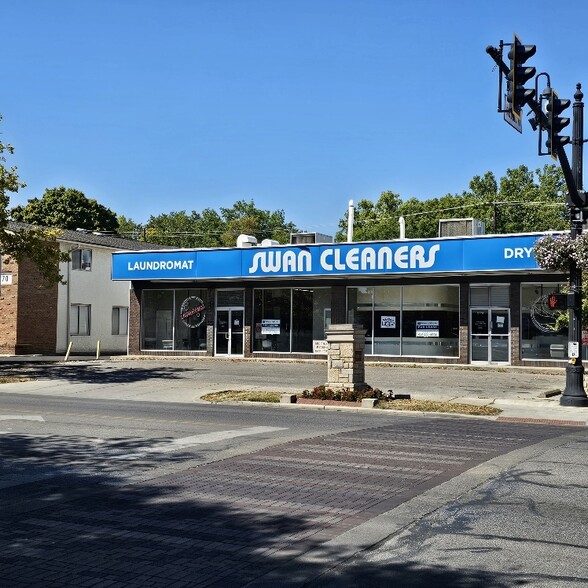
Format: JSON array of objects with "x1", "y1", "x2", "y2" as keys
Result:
[
  {"x1": 143, "y1": 210, "x2": 207, "y2": 248},
  {"x1": 116, "y1": 215, "x2": 144, "y2": 240},
  {"x1": 335, "y1": 191, "x2": 402, "y2": 242},
  {"x1": 1, "y1": 116, "x2": 68, "y2": 284},
  {"x1": 399, "y1": 193, "x2": 470, "y2": 239},
  {"x1": 336, "y1": 165, "x2": 568, "y2": 242},
  {"x1": 219, "y1": 200, "x2": 297, "y2": 246},
  {"x1": 196, "y1": 208, "x2": 226, "y2": 247},
  {"x1": 142, "y1": 200, "x2": 297, "y2": 247},
  {"x1": 140, "y1": 209, "x2": 225, "y2": 248},
  {"x1": 467, "y1": 165, "x2": 567, "y2": 233},
  {"x1": 11, "y1": 186, "x2": 119, "y2": 232}
]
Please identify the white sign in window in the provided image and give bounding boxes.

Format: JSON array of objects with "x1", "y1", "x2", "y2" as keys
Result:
[
  {"x1": 380, "y1": 316, "x2": 396, "y2": 329},
  {"x1": 416, "y1": 320, "x2": 440, "y2": 338},
  {"x1": 261, "y1": 319, "x2": 280, "y2": 335}
]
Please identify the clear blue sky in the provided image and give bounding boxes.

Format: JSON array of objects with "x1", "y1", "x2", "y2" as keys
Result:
[{"x1": 3, "y1": 0, "x2": 588, "y2": 238}]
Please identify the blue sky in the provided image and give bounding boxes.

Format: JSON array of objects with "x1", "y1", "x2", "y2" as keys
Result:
[{"x1": 3, "y1": 0, "x2": 588, "y2": 238}]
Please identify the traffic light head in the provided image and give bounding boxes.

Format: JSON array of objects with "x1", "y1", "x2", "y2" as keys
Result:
[
  {"x1": 507, "y1": 34, "x2": 536, "y2": 120},
  {"x1": 546, "y1": 89, "x2": 571, "y2": 159}
]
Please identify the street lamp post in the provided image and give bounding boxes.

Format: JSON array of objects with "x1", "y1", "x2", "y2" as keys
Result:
[{"x1": 561, "y1": 84, "x2": 588, "y2": 407}]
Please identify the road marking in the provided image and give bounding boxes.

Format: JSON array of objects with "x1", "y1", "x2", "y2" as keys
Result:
[
  {"x1": 151, "y1": 426, "x2": 288, "y2": 453},
  {"x1": 112, "y1": 426, "x2": 288, "y2": 459},
  {"x1": 0, "y1": 415, "x2": 45, "y2": 422}
]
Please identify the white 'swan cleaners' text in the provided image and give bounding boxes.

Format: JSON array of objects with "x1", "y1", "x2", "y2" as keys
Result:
[{"x1": 247, "y1": 244, "x2": 441, "y2": 275}]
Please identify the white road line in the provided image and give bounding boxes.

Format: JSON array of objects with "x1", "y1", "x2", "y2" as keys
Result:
[
  {"x1": 0, "y1": 415, "x2": 45, "y2": 422},
  {"x1": 151, "y1": 426, "x2": 288, "y2": 453},
  {"x1": 112, "y1": 426, "x2": 288, "y2": 459}
]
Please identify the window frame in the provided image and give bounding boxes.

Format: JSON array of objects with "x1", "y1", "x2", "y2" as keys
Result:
[
  {"x1": 70, "y1": 304, "x2": 91, "y2": 336},
  {"x1": 71, "y1": 248, "x2": 92, "y2": 271},
  {"x1": 112, "y1": 306, "x2": 129, "y2": 336}
]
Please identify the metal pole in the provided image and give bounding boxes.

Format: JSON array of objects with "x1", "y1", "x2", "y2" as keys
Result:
[{"x1": 561, "y1": 83, "x2": 588, "y2": 406}]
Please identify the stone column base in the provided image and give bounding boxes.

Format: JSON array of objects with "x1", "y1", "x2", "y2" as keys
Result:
[{"x1": 324, "y1": 382, "x2": 370, "y2": 392}]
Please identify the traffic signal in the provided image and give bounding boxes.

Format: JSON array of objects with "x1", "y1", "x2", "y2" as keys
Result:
[
  {"x1": 546, "y1": 89, "x2": 571, "y2": 159},
  {"x1": 507, "y1": 34, "x2": 536, "y2": 120},
  {"x1": 548, "y1": 293, "x2": 567, "y2": 311}
]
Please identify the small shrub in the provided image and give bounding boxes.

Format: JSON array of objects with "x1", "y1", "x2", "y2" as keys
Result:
[{"x1": 301, "y1": 384, "x2": 385, "y2": 402}]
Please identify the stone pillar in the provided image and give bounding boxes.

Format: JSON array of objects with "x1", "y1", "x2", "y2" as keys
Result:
[{"x1": 325, "y1": 324, "x2": 367, "y2": 391}]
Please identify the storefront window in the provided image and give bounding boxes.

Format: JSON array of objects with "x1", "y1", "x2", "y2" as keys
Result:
[
  {"x1": 142, "y1": 289, "x2": 207, "y2": 351},
  {"x1": 374, "y1": 286, "x2": 401, "y2": 355},
  {"x1": 401, "y1": 285, "x2": 459, "y2": 357},
  {"x1": 347, "y1": 287, "x2": 374, "y2": 349},
  {"x1": 521, "y1": 283, "x2": 567, "y2": 360},
  {"x1": 348, "y1": 285, "x2": 459, "y2": 358},
  {"x1": 253, "y1": 288, "x2": 331, "y2": 353}
]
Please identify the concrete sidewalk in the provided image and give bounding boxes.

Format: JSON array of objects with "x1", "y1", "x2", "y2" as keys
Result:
[
  {"x1": 302, "y1": 428, "x2": 588, "y2": 587},
  {"x1": 1, "y1": 355, "x2": 587, "y2": 426}
]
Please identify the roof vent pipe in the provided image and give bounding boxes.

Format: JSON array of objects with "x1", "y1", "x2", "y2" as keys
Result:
[
  {"x1": 399, "y1": 216, "x2": 406, "y2": 239},
  {"x1": 347, "y1": 200, "x2": 354, "y2": 242}
]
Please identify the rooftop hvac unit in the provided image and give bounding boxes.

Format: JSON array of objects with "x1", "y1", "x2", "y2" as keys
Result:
[
  {"x1": 290, "y1": 232, "x2": 333, "y2": 244},
  {"x1": 236, "y1": 234, "x2": 258, "y2": 248},
  {"x1": 438, "y1": 218, "x2": 485, "y2": 238}
]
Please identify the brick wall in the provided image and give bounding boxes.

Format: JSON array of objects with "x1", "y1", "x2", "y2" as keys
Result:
[
  {"x1": 16, "y1": 258, "x2": 58, "y2": 354},
  {"x1": 128, "y1": 283, "x2": 142, "y2": 354},
  {"x1": 0, "y1": 256, "x2": 58, "y2": 355},
  {"x1": 0, "y1": 256, "x2": 19, "y2": 354},
  {"x1": 459, "y1": 281, "x2": 469, "y2": 363}
]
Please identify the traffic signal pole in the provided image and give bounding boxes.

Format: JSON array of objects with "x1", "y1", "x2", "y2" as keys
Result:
[
  {"x1": 562, "y1": 84, "x2": 588, "y2": 406},
  {"x1": 487, "y1": 41, "x2": 588, "y2": 406}
]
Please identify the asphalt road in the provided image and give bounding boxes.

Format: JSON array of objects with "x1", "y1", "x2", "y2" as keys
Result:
[{"x1": 0, "y1": 391, "x2": 579, "y2": 587}]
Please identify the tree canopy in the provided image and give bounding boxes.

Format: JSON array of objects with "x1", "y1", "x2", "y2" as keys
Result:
[
  {"x1": 335, "y1": 165, "x2": 568, "y2": 241},
  {"x1": 120, "y1": 200, "x2": 298, "y2": 248},
  {"x1": 11, "y1": 186, "x2": 119, "y2": 233},
  {"x1": 1, "y1": 116, "x2": 68, "y2": 285}
]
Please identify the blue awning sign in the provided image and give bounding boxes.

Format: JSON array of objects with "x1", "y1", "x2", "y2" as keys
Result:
[{"x1": 112, "y1": 234, "x2": 546, "y2": 281}]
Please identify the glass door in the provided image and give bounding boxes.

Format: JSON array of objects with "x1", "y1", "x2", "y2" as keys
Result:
[
  {"x1": 470, "y1": 308, "x2": 510, "y2": 364},
  {"x1": 215, "y1": 308, "x2": 244, "y2": 356}
]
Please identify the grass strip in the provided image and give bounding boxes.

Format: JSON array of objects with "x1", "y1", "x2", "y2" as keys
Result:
[{"x1": 201, "y1": 390, "x2": 501, "y2": 416}]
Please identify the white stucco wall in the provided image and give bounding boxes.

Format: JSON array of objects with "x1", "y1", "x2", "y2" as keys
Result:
[{"x1": 56, "y1": 242, "x2": 131, "y2": 355}]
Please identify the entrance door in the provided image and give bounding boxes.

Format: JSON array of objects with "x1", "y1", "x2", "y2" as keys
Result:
[
  {"x1": 470, "y1": 308, "x2": 510, "y2": 364},
  {"x1": 215, "y1": 308, "x2": 244, "y2": 356}
]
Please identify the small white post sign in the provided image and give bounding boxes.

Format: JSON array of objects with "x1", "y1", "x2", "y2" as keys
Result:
[
  {"x1": 569, "y1": 341, "x2": 579, "y2": 359},
  {"x1": 1, "y1": 273, "x2": 13, "y2": 285},
  {"x1": 313, "y1": 340, "x2": 329, "y2": 354}
]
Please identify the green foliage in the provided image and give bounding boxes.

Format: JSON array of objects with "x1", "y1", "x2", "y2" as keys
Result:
[
  {"x1": 336, "y1": 165, "x2": 568, "y2": 241},
  {"x1": 136, "y1": 200, "x2": 298, "y2": 247},
  {"x1": 0, "y1": 116, "x2": 68, "y2": 285},
  {"x1": 0, "y1": 116, "x2": 25, "y2": 230},
  {"x1": 335, "y1": 191, "x2": 402, "y2": 241},
  {"x1": 11, "y1": 186, "x2": 119, "y2": 232},
  {"x1": 116, "y1": 215, "x2": 144, "y2": 240},
  {"x1": 301, "y1": 384, "x2": 384, "y2": 402},
  {"x1": 219, "y1": 200, "x2": 297, "y2": 246}
]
